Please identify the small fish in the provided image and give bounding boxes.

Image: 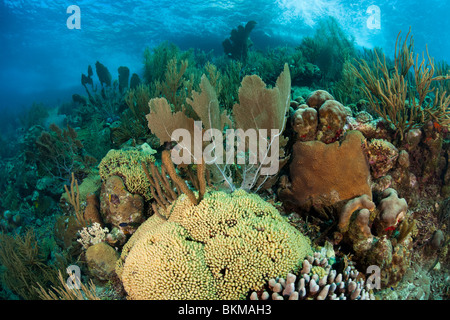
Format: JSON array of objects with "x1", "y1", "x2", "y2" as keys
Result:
[
  {"x1": 433, "y1": 121, "x2": 442, "y2": 132},
  {"x1": 384, "y1": 225, "x2": 396, "y2": 232},
  {"x1": 119, "y1": 222, "x2": 140, "y2": 228}
]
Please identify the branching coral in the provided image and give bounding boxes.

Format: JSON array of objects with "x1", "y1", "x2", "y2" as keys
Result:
[
  {"x1": 351, "y1": 28, "x2": 450, "y2": 141},
  {"x1": 154, "y1": 58, "x2": 195, "y2": 112},
  {"x1": 36, "y1": 124, "x2": 96, "y2": 181},
  {"x1": 250, "y1": 251, "x2": 375, "y2": 300},
  {"x1": 112, "y1": 84, "x2": 153, "y2": 145},
  {"x1": 117, "y1": 189, "x2": 312, "y2": 300},
  {"x1": 0, "y1": 229, "x2": 60, "y2": 300},
  {"x1": 77, "y1": 222, "x2": 109, "y2": 249}
]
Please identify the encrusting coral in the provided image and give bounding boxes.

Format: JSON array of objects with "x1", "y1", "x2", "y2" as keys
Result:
[
  {"x1": 98, "y1": 148, "x2": 156, "y2": 201},
  {"x1": 99, "y1": 175, "x2": 145, "y2": 235},
  {"x1": 116, "y1": 189, "x2": 312, "y2": 300}
]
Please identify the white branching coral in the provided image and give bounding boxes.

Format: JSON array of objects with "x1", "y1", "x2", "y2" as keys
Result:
[{"x1": 77, "y1": 222, "x2": 109, "y2": 249}]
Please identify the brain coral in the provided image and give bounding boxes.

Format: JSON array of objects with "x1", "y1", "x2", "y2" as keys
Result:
[
  {"x1": 117, "y1": 189, "x2": 312, "y2": 300},
  {"x1": 98, "y1": 149, "x2": 155, "y2": 201}
]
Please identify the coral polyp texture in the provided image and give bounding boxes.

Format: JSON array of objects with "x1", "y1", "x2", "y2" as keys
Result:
[
  {"x1": 98, "y1": 149, "x2": 156, "y2": 201},
  {"x1": 117, "y1": 189, "x2": 312, "y2": 300}
]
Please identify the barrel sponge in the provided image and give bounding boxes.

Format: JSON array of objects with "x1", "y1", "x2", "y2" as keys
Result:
[
  {"x1": 117, "y1": 189, "x2": 312, "y2": 300},
  {"x1": 98, "y1": 149, "x2": 155, "y2": 201}
]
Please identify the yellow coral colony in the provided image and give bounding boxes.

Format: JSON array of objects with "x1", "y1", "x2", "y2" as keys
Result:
[
  {"x1": 98, "y1": 149, "x2": 156, "y2": 201},
  {"x1": 117, "y1": 189, "x2": 312, "y2": 300}
]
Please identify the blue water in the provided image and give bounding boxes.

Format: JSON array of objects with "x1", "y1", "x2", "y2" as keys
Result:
[{"x1": 1, "y1": 0, "x2": 449, "y2": 118}]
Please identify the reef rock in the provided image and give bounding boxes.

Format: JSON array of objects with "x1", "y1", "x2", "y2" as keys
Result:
[
  {"x1": 85, "y1": 242, "x2": 119, "y2": 282},
  {"x1": 100, "y1": 175, "x2": 145, "y2": 235}
]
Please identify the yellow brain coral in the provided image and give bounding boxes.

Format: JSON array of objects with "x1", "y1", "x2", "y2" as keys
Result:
[
  {"x1": 98, "y1": 149, "x2": 155, "y2": 200},
  {"x1": 117, "y1": 189, "x2": 312, "y2": 300}
]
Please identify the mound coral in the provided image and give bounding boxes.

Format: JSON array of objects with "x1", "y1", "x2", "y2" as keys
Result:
[
  {"x1": 337, "y1": 188, "x2": 413, "y2": 288},
  {"x1": 376, "y1": 188, "x2": 408, "y2": 232},
  {"x1": 306, "y1": 90, "x2": 334, "y2": 109},
  {"x1": 279, "y1": 130, "x2": 372, "y2": 211},
  {"x1": 317, "y1": 100, "x2": 347, "y2": 143},
  {"x1": 366, "y1": 139, "x2": 399, "y2": 179},
  {"x1": 117, "y1": 189, "x2": 311, "y2": 300},
  {"x1": 98, "y1": 149, "x2": 155, "y2": 201},
  {"x1": 291, "y1": 90, "x2": 347, "y2": 143},
  {"x1": 291, "y1": 106, "x2": 318, "y2": 141},
  {"x1": 86, "y1": 242, "x2": 119, "y2": 282}
]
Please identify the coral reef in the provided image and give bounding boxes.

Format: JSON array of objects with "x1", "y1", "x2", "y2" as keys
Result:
[
  {"x1": 1, "y1": 23, "x2": 448, "y2": 302},
  {"x1": 117, "y1": 190, "x2": 312, "y2": 300}
]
